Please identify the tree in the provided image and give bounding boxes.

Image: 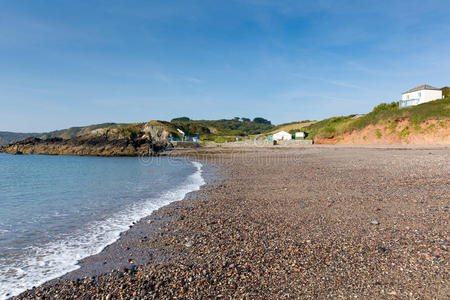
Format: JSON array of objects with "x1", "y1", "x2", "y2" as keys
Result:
[
  {"x1": 171, "y1": 117, "x2": 191, "y2": 122},
  {"x1": 241, "y1": 117, "x2": 251, "y2": 122},
  {"x1": 442, "y1": 87, "x2": 450, "y2": 98},
  {"x1": 253, "y1": 117, "x2": 271, "y2": 125}
]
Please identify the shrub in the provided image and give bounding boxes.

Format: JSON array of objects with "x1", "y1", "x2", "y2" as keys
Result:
[
  {"x1": 214, "y1": 136, "x2": 228, "y2": 143},
  {"x1": 118, "y1": 127, "x2": 141, "y2": 139},
  {"x1": 398, "y1": 127, "x2": 411, "y2": 139},
  {"x1": 253, "y1": 117, "x2": 271, "y2": 125},
  {"x1": 376, "y1": 129, "x2": 382, "y2": 139},
  {"x1": 171, "y1": 117, "x2": 191, "y2": 122}
]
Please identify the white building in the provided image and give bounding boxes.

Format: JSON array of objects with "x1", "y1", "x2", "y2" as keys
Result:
[
  {"x1": 294, "y1": 132, "x2": 306, "y2": 139},
  {"x1": 400, "y1": 85, "x2": 443, "y2": 108},
  {"x1": 272, "y1": 131, "x2": 292, "y2": 141}
]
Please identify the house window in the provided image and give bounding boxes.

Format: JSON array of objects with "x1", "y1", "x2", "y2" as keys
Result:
[{"x1": 418, "y1": 92, "x2": 421, "y2": 98}]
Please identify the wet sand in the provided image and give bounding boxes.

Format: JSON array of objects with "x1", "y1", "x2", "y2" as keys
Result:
[{"x1": 14, "y1": 146, "x2": 450, "y2": 299}]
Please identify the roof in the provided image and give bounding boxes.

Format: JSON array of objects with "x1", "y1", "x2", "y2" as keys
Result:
[
  {"x1": 402, "y1": 85, "x2": 441, "y2": 94},
  {"x1": 273, "y1": 131, "x2": 290, "y2": 135}
]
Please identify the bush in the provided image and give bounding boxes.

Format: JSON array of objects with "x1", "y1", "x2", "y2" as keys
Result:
[
  {"x1": 214, "y1": 136, "x2": 228, "y2": 143},
  {"x1": 171, "y1": 117, "x2": 190, "y2": 122},
  {"x1": 253, "y1": 117, "x2": 271, "y2": 125},
  {"x1": 118, "y1": 127, "x2": 141, "y2": 139},
  {"x1": 376, "y1": 129, "x2": 382, "y2": 139}
]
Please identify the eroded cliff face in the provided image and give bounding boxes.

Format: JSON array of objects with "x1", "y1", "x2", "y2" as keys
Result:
[
  {"x1": 314, "y1": 119, "x2": 450, "y2": 145},
  {"x1": 0, "y1": 124, "x2": 172, "y2": 156}
]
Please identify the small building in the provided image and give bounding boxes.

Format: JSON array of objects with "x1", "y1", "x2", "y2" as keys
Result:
[
  {"x1": 272, "y1": 131, "x2": 292, "y2": 141},
  {"x1": 400, "y1": 85, "x2": 443, "y2": 108},
  {"x1": 294, "y1": 132, "x2": 306, "y2": 139}
]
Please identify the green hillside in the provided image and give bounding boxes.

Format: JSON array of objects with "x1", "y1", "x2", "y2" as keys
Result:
[
  {"x1": 0, "y1": 118, "x2": 275, "y2": 145},
  {"x1": 41, "y1": 123, "x2": 128, "y2": 139},
  {"x1": 0, "y1": 123, "x2": 127, "y2": 145},
  {"x1": 169, "y1": 117, "x2": 274, "y2": 142},
  {"x1": 302, "y1": 97, "x2": 450, "y2": 139},
  {"x1": 267, "y1": 120, "x2": 316, "y2": 135},
  {"x1": 0, "y1": 132, "x2": 43, "y2": 145}
]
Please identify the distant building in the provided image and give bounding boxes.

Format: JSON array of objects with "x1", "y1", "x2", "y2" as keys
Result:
[
  {"x1": 294, "y1": 132, "x2": 306, "y2": 139},
  {"x1": 400, "y1": 85, "x2": 443, "y2": 108},
  {"x1": 272, "y1": 131, "x2": 292, "y2": 141}
]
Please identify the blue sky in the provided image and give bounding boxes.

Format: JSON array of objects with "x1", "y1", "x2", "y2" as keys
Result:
[{"x1": 1, "y1": 0, "x2": 449, "y2": 132}]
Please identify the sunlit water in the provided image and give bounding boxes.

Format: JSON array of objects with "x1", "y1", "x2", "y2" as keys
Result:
[{"x1": 0, "y1": 154, "x2": 204, "y2": 299}]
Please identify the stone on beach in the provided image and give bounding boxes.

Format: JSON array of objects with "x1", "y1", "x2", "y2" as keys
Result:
[{"x1": 13, "y1": 147, "x2": 450, "y2": 299}]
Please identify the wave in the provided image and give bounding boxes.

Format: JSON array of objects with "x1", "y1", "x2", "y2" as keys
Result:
[{"x1": 0, "y1": 160, "x2": 205, "y2": 299}]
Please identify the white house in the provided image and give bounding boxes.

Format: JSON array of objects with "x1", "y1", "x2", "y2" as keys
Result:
[
  {"x1": 294, "y1": 132, "x2": 306, "y2": 139},
  {"x1": 272, "y1": 131, "x2": 292, "y2": 141},
  {"x1": 400, "y1": 85, "x2": 443, "y2": 108}
]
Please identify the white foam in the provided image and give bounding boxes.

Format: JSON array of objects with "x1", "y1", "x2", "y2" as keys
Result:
[{"x1": 0, "y1": 160, "x2": 204, "y2": 299}]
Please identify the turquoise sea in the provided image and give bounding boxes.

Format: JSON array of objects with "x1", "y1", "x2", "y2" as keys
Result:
[{"x1": 0, "y1": 154, "x2": 204, "y2": 299}]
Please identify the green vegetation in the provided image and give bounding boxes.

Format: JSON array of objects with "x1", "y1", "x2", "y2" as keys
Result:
[
  {"x1": 398, "y1": 127, "x2": 411, "y2": 139},
  {"x1": 376, "y1": 129, "x2": 382, "y2": 139},
  {"x1": 0, "y1": 118, "x2": 274, "y2": 145},
  {"x1": 117, "y1": 126, "x2": 142, "y2": 139},
  {"x1": 268, "y1": 120, "x2": 315, "y2": 135},
  {"x1": 42, "y1": 123, "x2": 127, "y2": 139},
  {"x1": 170, "y1": 117, "x2": 191, "y2": 122},
  {"x1": 252, "y1": 117, "x2": 271, "y2": 125},
  {"x1": 302, "y1": 97, "x2": 450, "y2": 139},
  {"x1": 442, "y1": 87, "x2": 450, "y2": 98},
  {"x1": 3, "y1": 95, "x2": 448, "y2": 145},
  {"x1": 0, "y1": 132, "x2": 42, "y2": 145},
  {"x1": 169, "y1": 117, "x2": 274, "y2": 140}
]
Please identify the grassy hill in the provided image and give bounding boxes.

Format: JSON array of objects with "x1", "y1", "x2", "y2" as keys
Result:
[
  {"x1": 41, "y1": 123, "x2": 128, "y2": 139},
  {"x1": 0, "y1": 123, "x2": 127, "y2": 145},
  {"x1": 0, "y1": 118, "x2": 275, "y2": 145},
  {"x1": 0, "y1": 132, "x2": 43, "y2": 146},
  {"x1": 267, "y1": 120, "x2": 317, "y2": 135},
  {"x1": 168, "y1": 117, "x2": 274, "y2": 142},
  {"x1": 302, "y1": 97, "x2": 450, "y2": 140}
]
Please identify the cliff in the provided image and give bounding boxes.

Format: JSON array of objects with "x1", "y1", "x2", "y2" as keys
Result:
[
  {"x1": 0, "y1": 122, "x2": 172, "y2": 156},
  {"x1": 303, "y1": 98, "x2": 450, "y2": 144},
  {"x1": 314, "y1": 119, "x2": 450, "y2": 145}
]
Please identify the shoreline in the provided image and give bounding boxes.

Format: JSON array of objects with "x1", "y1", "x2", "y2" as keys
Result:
[
  {"x1": 3, "y1": 157, "x2": 213, "y2": 299},
  {"x1": 12, "y1": 146, "x2": 450, "y2": 298},
  {"x1": 58, "y1": 159, "x2": 219, "y2": 281}
]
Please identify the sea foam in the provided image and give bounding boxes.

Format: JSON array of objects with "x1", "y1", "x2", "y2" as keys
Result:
[{"x1": 0, "y1": 160, "x2": 204, "y2": 299}]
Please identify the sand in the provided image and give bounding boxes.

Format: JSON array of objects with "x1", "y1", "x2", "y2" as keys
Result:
[{"x1": 13, "y1": 146, "x2": 450, "y2": 299}]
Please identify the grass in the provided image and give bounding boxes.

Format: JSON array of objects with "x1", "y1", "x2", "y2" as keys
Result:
[
  {"x1": 117, "y1": 127, "x2": 141, "y2": 139},
  {"x1": 268, "y1": 120, "x2": 316, "y2": 134},
  {"x1": 376, "y1": 129, "x2": 382, "y2": 139},
  {"x1": 302, "y1": 97, "x2": 450, "y2": 139},
  {"x1": 398, "y1": 127, "x2": 411, "y2": 140}
]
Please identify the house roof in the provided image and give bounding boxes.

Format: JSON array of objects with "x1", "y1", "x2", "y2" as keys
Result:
[
  {"x1": 402, "y1": 85, "x2": 441, "y2": 94},
  {"x1": 273, "y1": 131, "x2": 290, "y2": 135}
]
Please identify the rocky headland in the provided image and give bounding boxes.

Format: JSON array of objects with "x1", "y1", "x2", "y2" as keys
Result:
[{"x1": 0, "y1": 122, "x2": 172, "y2": 156}]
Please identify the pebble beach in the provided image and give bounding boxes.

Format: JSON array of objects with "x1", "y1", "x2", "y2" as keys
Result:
[{"x1": 13, "y1": 146, "x2": 450, "y2": 299}]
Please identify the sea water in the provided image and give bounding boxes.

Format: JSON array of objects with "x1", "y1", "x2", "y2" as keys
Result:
[{"x1": 0, "y1": 154, "x2": 204, "y2": 299}]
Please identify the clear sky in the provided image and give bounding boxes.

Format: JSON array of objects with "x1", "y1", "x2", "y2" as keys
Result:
[{"x1": 1, "y1": 0, "x2": 449, "y2": 132}]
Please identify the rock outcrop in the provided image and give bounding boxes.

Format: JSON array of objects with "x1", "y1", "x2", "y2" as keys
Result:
[{"x1": 0, "y1": 124, "x2": 172, "y2": 156}]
